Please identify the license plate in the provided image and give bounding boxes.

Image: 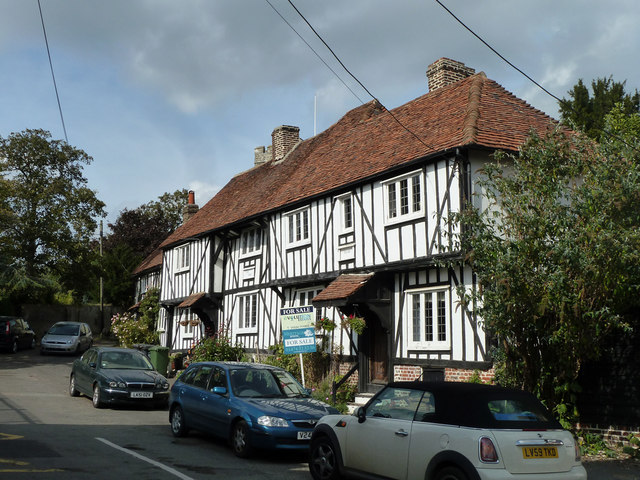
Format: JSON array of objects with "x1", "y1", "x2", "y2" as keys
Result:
[
  {"x1": 522, "y1": 446, "x2": 558, "y2": 459},
  {"x1": 297, "y1": 431, "x2": 312, "y2": 440},
  {"x1": 130, "y1": 392, "x2": 153, "y2": 399}
]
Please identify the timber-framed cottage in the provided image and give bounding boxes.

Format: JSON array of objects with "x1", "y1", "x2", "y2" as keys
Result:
[{"x1": 133, "y1": 58, "x2": 560, "y2": 394}]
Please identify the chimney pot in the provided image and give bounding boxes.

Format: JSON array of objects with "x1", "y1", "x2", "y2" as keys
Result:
[
  {"x1": 182, "y1": 190, "x2": 199, "y2": 223},
  {"x1": 427, "y1": 58, "x2": 475, "y2": 92}
]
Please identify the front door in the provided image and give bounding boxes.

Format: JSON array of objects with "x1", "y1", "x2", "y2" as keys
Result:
[{"x1": 360, "y1": 316, "x2": 388, "y2": 392}]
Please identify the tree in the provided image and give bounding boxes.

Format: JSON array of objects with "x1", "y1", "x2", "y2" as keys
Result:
[
  {"x1": 452, "y1": 112, "x2": 640, "y2": 425},
  {"x1": 0, "y1": 129, "x2": 105, "y2": 307},
  {"x1": 100, "y1": 189, "x2": 189, "y2": 308},
  {"x1": 559, "y1": 77, "x2": 640, "y2": 140}
]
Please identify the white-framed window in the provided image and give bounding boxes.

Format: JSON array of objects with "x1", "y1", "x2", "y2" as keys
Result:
[
  {"x1": 407, "y1": 286, "x2": 450, "y2": 349},
  {"x1": 238, "y1": 293, "x2": 258, "y2": 333},
  {"x1": 287, "y1": 207, "x2": 310, "y2": 247},
  {"x1": 383, "y1": 170, "x2": 424, "y2": 224},
  {"x1": 174, "y1": 244, "x2": 190, "y2": 273},
  {"x1": 294, "y1": 288, "x2": 323, "y2": 322},
  {"x1": 240, "y1": 227, "x2": 262, "y2": 256},
  {"x1": 337, "y1": 194, "x2": 353, "y2": 232}
]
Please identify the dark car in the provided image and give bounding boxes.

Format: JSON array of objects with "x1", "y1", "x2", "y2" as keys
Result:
[
  {"x1": 69, "y1": 346, "x2": 170, "y2": 408},
  {"x1": 0, "y1": 316, "x2": 36, "y2": 353},
  {"x1": 41, "y1": 321, "x2": 93, "y2": 354},
  {"x1": 169, "y1": 361, "x2": 340, "y2": 457},
  {"x1": 309, "y1": 381, "x2": 586, "y2": 480}
]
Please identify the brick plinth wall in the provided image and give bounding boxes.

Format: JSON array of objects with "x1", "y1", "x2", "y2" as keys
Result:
[
  {"x1": 445, "y1": 367, "x2": 495, "y2": 383},
  {"x1": 394, "y1": 365, "x2": 422, "y2": 381},
  {"x1": 576, "y1": 423, "x2": 640, "y2": 448},
  {"x1": 338, "y1": 362, "x2": 359, "y2": 385}
]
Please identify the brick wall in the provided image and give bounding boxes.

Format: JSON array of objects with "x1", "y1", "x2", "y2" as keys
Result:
[
  {"x1": 338, "y1": 362, "x2": 359, "y2": 385},
  {"x1": 576, "y1": 423, "x2": 640, "y2": 448},
  {"x1": 394, "y1": 365, "x2": 422, "y2": 381},
  {"x1": 445, "y1": 367, "x2": 495, "y2": 383}
]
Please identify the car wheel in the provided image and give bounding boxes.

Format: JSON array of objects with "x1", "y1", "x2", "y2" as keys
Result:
[
  {"x1": 230, "y1": 420, "x2": 253, "y2": 458},
  {"x1": 69, "y1": 374, "x2": 80, "y2": 397},
  {"x1": 309, "y1": 436, "x2": 342, "y2": 480},
  {"x1": 170, "y1": 406, "x2": 188, "y2": 437},
  {"x1": 92, "y1": 384, "x2": 104, "y2": 408},
  {"x1": 434, "y1": 466, "x2": 468, "y2": 480},
  {"x1": 10, "y1": 339, "x2": 18, "y2": 354}
]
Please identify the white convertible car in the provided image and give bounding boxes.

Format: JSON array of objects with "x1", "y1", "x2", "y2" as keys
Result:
[{"x1": 308, "y1": 381, "x2": 587, "y2": 480}]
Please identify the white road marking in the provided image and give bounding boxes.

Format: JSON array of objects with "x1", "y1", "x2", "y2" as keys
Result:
[{"x1": 95, "y1": 437, "x2": 195, "y2": 480}]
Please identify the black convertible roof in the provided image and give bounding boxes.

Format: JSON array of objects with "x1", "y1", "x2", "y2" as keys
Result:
[{"x1": 387, "y1": 381, "x2": 562, "y2": 430}]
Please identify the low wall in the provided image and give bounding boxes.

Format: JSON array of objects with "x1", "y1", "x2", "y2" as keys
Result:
[{"x1": 21, "y1": 304, "x2": 121, "y2": 340}]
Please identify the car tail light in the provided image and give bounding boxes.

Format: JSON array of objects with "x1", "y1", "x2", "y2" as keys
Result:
[{"x1": 479, "y1": 437, "x2": 499, "y2": 463}]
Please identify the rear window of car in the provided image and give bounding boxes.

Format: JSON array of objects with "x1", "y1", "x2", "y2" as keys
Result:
[{"x1": 488, "y1": 398, "x2": 553, "y2": 423}]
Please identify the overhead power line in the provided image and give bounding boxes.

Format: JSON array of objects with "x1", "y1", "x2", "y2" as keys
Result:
[
  {"x1": 37, "y1": 0, "x2": 68, "y2": 143},
  {"x1": 264, "y1": 0, "x2": 365, "y2": 104},
  {"x1": 271, "y1": 0, "x2": 438, "y2": 152},
  {"x1": 435, "y1": 0, "x2": 639, "y2": 153}
]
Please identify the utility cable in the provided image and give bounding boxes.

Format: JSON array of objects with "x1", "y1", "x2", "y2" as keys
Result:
[
  {"x1": 264, "y1": 0, "x2": 365, "y2": 104},
  {"x1": 37, "y1": 0, "x2": 68, "y2": 143},
  {"x1": 284, "y1": 0, "x2": 439, "y2": 152},
  {"x1": 435, "y1": 0, "x2": 638, "y2": 153}
]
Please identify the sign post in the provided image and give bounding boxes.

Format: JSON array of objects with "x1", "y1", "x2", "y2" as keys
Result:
[{"x1": 280, "y1": 306, "x2": 317, "y2": 387}]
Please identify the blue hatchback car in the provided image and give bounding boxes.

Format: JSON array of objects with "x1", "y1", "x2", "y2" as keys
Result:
[{"x1": 169, "y1": 361, "x2": 340, "y2": 457}]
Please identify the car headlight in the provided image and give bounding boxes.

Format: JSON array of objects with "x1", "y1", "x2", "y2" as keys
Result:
[
  {"x1": 159, "y1": 382, "x2": 170, "y2": 390},
  {"x1": 257, "y1": 416, "x2": 289, "y2": 427},
  {"x1": 109, "y1": 381, "x2": 127, "y2": 388}
]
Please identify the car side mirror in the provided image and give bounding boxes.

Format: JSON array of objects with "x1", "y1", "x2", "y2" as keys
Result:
[
  {"x1": 212, "y1": 386, "x2": 227, "y2": 395},
  {"x1": 356, "y1": 406, "x2": 367, "y2": 423},
  {"x1": 89, "y1": 362, "x2": 97, "y2": 369}
]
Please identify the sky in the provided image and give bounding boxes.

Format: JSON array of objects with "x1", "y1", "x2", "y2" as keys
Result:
[{"x1": 1, "y1": 1, "x2": 638, "y2": 230}]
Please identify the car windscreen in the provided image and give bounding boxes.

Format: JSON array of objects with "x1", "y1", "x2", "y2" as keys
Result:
[
  {"x1": 99, "y1": 351, "x2": 153, "y2": 370},
  {"x1": 230, "y1": 368, "x2": 307, "y2": 398},
  {"x1": 48, "y1": 324, "x2": 80, "y2": 336}
]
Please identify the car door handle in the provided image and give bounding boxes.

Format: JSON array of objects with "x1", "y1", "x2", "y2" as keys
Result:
[{"x1": 395, "y1": 429, "x2": 409, "y2": 437}]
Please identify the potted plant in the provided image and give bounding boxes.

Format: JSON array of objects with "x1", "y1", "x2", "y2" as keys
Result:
[
  {"x1": 316, "y1": 316, "x2": 337, "y2": 331},
  {"x1": 342, "y1": 314, "x2": 366, "y2": 335}
]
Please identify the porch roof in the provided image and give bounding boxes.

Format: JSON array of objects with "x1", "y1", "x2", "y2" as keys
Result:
[{"x1": 312, "y1": 273, "x2": 375, "y2": 307}]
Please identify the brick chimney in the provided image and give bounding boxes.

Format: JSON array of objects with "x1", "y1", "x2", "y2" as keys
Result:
[
  {"x1": 272, "y1": 125, "x2": 300, "y2": 162},
  {"x1": 182, "y1": 190, "x2": 199, "y2": 223},
  {"x1": 254, "y1": 145, "x2": 273, "y2": 166},
  {"x1": 426, "y1": 58, "x2": 475, "y2": 92},
  {"x1": 254, "y1": 125, "x2": 300, "y2": 166}
]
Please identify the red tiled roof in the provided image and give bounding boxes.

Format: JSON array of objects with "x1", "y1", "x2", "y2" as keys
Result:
[
  {"x1": 312, "y1": 274, "x2": 375, "y2": 303},
  {"x1": 178, "y1": 292, "x2": 207, "y2": 308},
  {"x1": 161, "y1": 73, "x2": 560, "y2": 248}
]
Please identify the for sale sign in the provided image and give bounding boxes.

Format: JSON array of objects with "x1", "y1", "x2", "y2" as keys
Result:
[{"x1": 281, "y1": 306, "x2": 317, "y2": 355}]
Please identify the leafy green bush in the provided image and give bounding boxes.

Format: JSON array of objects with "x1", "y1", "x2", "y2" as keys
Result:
[
  {"x1": 188, "y1": 334, "x2": 245, "y2": 362},
  {"x1": 263, "y1": 343, "x2": 301, "y2": 378},
  {"x1": 579, "y1": 432, "x2": 617, "y2": 458},
  {"x1": 110, "y1": 311, "x2": 159, "y2": 347},
  {"x1": 310, "y1": 375, "x2": 358, "y2": 413}
]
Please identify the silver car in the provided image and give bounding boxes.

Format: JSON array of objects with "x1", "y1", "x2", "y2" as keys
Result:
[{"x1": 40, "y1": 321, "x2": 93, "y2": 354}]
